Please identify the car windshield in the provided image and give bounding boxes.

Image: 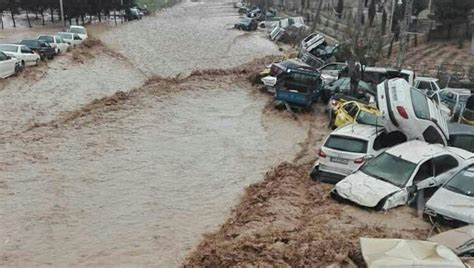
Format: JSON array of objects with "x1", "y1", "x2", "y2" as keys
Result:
[
  {"x1": 70, "y1": 27, "x2": 86, "y2": 34},
  {"x1": 411, "y1": 87, "x2": 430, "y2": 120},
  {"x1": 444, "y1": 166, "x2": 474, "y2": 197},
  {"x1": 324, "y1": 135, "x2": 368, "y2": 153},
  {"x1": 38, "y1": 36, "x2": 54, "y2": 43},
  {"x1": 356, "y1": 111, "x2": 383, "y2": 126},
  {"x1": 0, "y1": 45, "x2": 17, "y2": 52},
  {"x1": 360, "y1": 152, "x2": 417, "y2": 187}
]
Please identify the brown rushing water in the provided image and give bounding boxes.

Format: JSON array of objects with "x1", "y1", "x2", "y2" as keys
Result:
[{"x1": 0, "y1": 82, "x2": 309, "y2": 267}]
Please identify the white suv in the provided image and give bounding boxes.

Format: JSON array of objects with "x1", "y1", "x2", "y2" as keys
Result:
[{"x1": 310, "y1": 123, "x2": 400, "y2": 184}]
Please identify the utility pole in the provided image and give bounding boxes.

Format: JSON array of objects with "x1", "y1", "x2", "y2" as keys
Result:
[
  {"x1": 396, "y1": 0, "x2": 413, "y2": 67},
  {"x1": 59, "y1": 0, "x2": 65, "y2": 30}
]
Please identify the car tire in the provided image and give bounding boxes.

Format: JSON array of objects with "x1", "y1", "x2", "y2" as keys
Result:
[
  {"x1": 21, "y1": 60, "x2": 25, "y2": 67},
  {"x1": 309, "y1": 166, "x2": 320, "y2": 181}
]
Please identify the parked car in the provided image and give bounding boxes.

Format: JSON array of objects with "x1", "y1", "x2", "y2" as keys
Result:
[
  {"x1": 124, "y1": 7, "x2": 143, "y2": 20},
  {"x1": 321, "y1": 77, "x2": 375, "y2": 104},
  {"x1": 377, "y1": 78, "x2": 449, "y2": 146},
  {"x1": 460, "y1": 95, "x2": 473, "y2": 125},
  {"x1": 329, "y1": 99, "x2": 382, "y2": 129},
  {"x1": 439, "y1": 88, "x2": 472, "y2": 122},
  {"x1": 424, "y1": 164, "x2": 474, "y2": 227},
  {"x1": 310, "y1": 123, "x2": 395, "y2": 184},
  {"x1": 360, "y1": 237, "x2": 467, "y2": 268},
  {"x1": 68, "y1": 25, "x2": 88, "y2": 40},
  {"x1": 274, "y1": 68, "x2": 322, "y2": 110},
  {"x1": 448, "y1": 123, "x2": 474, "y2": 153},
  {"x1": 362, "y1": 66, "x2": 416, "y2": 86},
  {"x1": 234, "y1": 17, "x2": 258, "y2": 31},
  {"x1": 0, "y1": 44, "x2": 40, "y2": 66},
  {"x1": 57, "y1": 32, "x2": 83, "y2": 47},
  {"x1": 19, "y1": 39, "x2": 55, "y2": 60},
  {"x1": 0, "y1": 51, "x2": 19, "y2": 78},
  {"x1": 428, "y1": 225, "x2": 474, "y2": 259},
  {"x1": 38, "y1": 35, "x2": 70, "y2": 54},
  {"x1": 331, "y1": 140, "x2": 473, "y2": 210},
  {"x1": 299, "y1": 33, "x2": 339, "y2": 69}
]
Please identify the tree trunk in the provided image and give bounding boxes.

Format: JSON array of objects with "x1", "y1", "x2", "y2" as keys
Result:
[
  {"x1": 114, "y1": 9, "x2": 117, "y2": 26},
  {"x1": 26, "y1": 10, "x2": 31, "y2": 28},
  {"x1": 387, "y1": 35, "x2": 394, "y2": 58},
  {"x1": 51, "y1": 7, "x2": 54, "y2": 22},
  {"x1": 447, "y1": 23, "x2": 452, "y2": 39},
  {"x1": 98, "y1": 12, "x2": 102, "y2": 22},
  {"x1": 311, "y1": 0, "x2": 323, "y2": 31},
  {"x1": 75, "y1": 16, "x2": 79, "y2": 25},
  {"x1": 41, "y1": 10, "x2": 45, "y2": 25},
  {"x1": 1, "y1": 16, "x2": 3, "y2": 30},
  {"x1": 10, "y1": 10, "x2": 16, "y2": 28},
  {"x1": 81, "y1": 14, "x2": 85, "y2": 25}
]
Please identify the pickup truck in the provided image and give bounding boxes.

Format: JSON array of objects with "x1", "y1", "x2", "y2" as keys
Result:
[{"x1": 274, "y1": 68, "x2": 323, "y2": 110}]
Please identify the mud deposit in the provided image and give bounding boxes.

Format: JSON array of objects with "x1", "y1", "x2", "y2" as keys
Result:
[{"x1": 184, "y1": 162, "x2": 430, "y2": 267}]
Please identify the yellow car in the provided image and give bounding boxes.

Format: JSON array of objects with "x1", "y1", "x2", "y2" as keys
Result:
[{"x1": 330, "y1": 99, "x2": 382, "y2": 129}]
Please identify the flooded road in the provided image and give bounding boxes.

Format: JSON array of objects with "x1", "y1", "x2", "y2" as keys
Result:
[{"x1": 0, "y1": 76, "x2": 309, "y2": 267}]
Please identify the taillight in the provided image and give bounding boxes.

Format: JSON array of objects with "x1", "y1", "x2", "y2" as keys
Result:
[
  {"x1": 354, "y1": 157, "x2": 365, "y2": 164},
  {"x1": 396, "y1": 106, "x2": 409, "y2": 119},
  {"x1": 318, "y1": 149, "x2": 326, "y2": 158}
]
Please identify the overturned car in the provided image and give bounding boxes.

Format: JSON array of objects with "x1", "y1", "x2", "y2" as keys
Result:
[
  {"x1": 331, "y1": 140, "x2": 473, "y2": 210},
  {"x1": 377, "y1": 78, "x2": 449, "y2": 146}
]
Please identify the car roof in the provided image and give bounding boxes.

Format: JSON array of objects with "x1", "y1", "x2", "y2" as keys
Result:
[
  {"x1": 448, "y1": 123, "x2": 474, "y2": 136},
  {"x1": 364, "y1": 66, "x2": 412, "y2": 74},
  {"x1": 0, "y1": 44, "x2": 20, "y2": 47},
  {"x1": 445, "y1": 146, "x2": 473, "y2": 160},
  {"x1": 416, "y1": 76, "x2": 438, "y2": 82},
  {"x1": 331, "y1": 123, "x2": 384, "y2": 140},
  {"x1": 386, "y1": 140, "x2": 448, "y2": 164},
  {"x1": 70, "y1": 25, "x2": 85, "y2": 29}
]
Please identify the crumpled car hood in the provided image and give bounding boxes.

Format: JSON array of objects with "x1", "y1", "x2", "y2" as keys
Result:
[
  {"x1": 335, "y1": 172, "x2": 401, "y2": 207},
  {"x1": 426, "y1": 187, "x2": 474, "y2": 224}
]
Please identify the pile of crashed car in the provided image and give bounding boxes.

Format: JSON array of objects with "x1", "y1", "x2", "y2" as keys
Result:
[
  {"x1": 257, "y1": 31, "x2": 474, "y2": 223},
  {"x1": 254, "y1": 30, "x2": 473, "y2": 266},
  {"x1": 0, "y1": 25, "x2": 89, "y2": 79},
  {"x1": 233, "y1": 1, "x2": 308, "y2": 43}
]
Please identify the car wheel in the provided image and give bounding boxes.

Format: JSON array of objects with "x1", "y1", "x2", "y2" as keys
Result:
[
  {"x1": 21, "y1": 60, "x2": 25, "y2": 67},
  {"x1": 309, "y1": 166, "x2": 320, "y2": 181},
  {"x1": 35, "y1": 59, "x2": 39, "y2": 65}
]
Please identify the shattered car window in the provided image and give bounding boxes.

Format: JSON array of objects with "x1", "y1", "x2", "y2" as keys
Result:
[
  {"x1": 444, "y1": 167, "x2": 474, "y2": 197},
  {"x1": 360, "y1": 152, "x2": 417, "y2": 187}
]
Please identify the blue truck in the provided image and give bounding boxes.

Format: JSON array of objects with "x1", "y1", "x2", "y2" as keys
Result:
[{"x1": 274, "y1": 68, "x2": 323, "y2": 111}]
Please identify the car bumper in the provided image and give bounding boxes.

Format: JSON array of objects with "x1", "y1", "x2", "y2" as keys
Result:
[
  {"x1": 310, "y1": 164, "x2": 346, "y2": 184},
  {"x1": 423, "y1": 208, "x2": 469, "y2": 228}
]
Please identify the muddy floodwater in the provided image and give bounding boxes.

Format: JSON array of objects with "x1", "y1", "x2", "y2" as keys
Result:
[{"x1": 0, "y1": 81, "x2": 308, "y2": 266}]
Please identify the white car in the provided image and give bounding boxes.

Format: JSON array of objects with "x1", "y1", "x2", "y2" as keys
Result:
[
  {"x1": 363, "y1": 66, "x2": 416, "y2": 86},
  {"x1": 68, "y1": 25, "x2": 88, "y2": 40},
  {"x1": 0, "y1": 44, "x2": 40, "y2": 67},
  {"x1": 57, "y1": 32, "x2": 83, "y2": 47},
  {"x1": 331, "y1": 140, "x2": 473, "y2": 210},
  {"x1": 377, "y1": 78, "x2": 449, "y2": 145},
  {"x1": 415, "y1": 77, "x2": 442, "y2": 93},
  {"x1": 0, "y1": 51, "x2": 19, "y2": 78},
  {"x1": 310, "y1": 123, "x2": 396, "y2": 184},
  {"x1": 424, "y1": 164, "x2": 474, "y2": 226},
  {"x1": 318, "y1": 62, "x2": 347, "y2": 83},
  {"x1": 38, "y1": 35, "x2": 70, "y2": 54}
]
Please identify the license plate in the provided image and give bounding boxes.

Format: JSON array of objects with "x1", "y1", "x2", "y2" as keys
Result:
[{"x1": 330, "y1": 157, "x2": 348, "y2": 164}]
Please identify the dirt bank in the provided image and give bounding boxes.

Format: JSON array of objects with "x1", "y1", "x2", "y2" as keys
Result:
[{"x1": 184, "y1": 163, "x2": 430, "y2": 267}]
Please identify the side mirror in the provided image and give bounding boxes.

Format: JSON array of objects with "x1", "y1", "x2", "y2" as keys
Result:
[{"x1": 407, "y1": 184, "x2": 418, "y2": 194}]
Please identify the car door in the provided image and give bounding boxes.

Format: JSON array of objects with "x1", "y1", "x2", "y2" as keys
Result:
[
  {"x1": 432, "y1": 154, "x2": 459, "y2": 186},
  {"x1": 20, "y1": 46, "x2": 33, "y2": 62},
  {"x1": 411, "y1": 159, "x2": 435, "y2": 196},
  {"x1": 336, "y1": 102, "x2": 358, "y2": 126}
]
